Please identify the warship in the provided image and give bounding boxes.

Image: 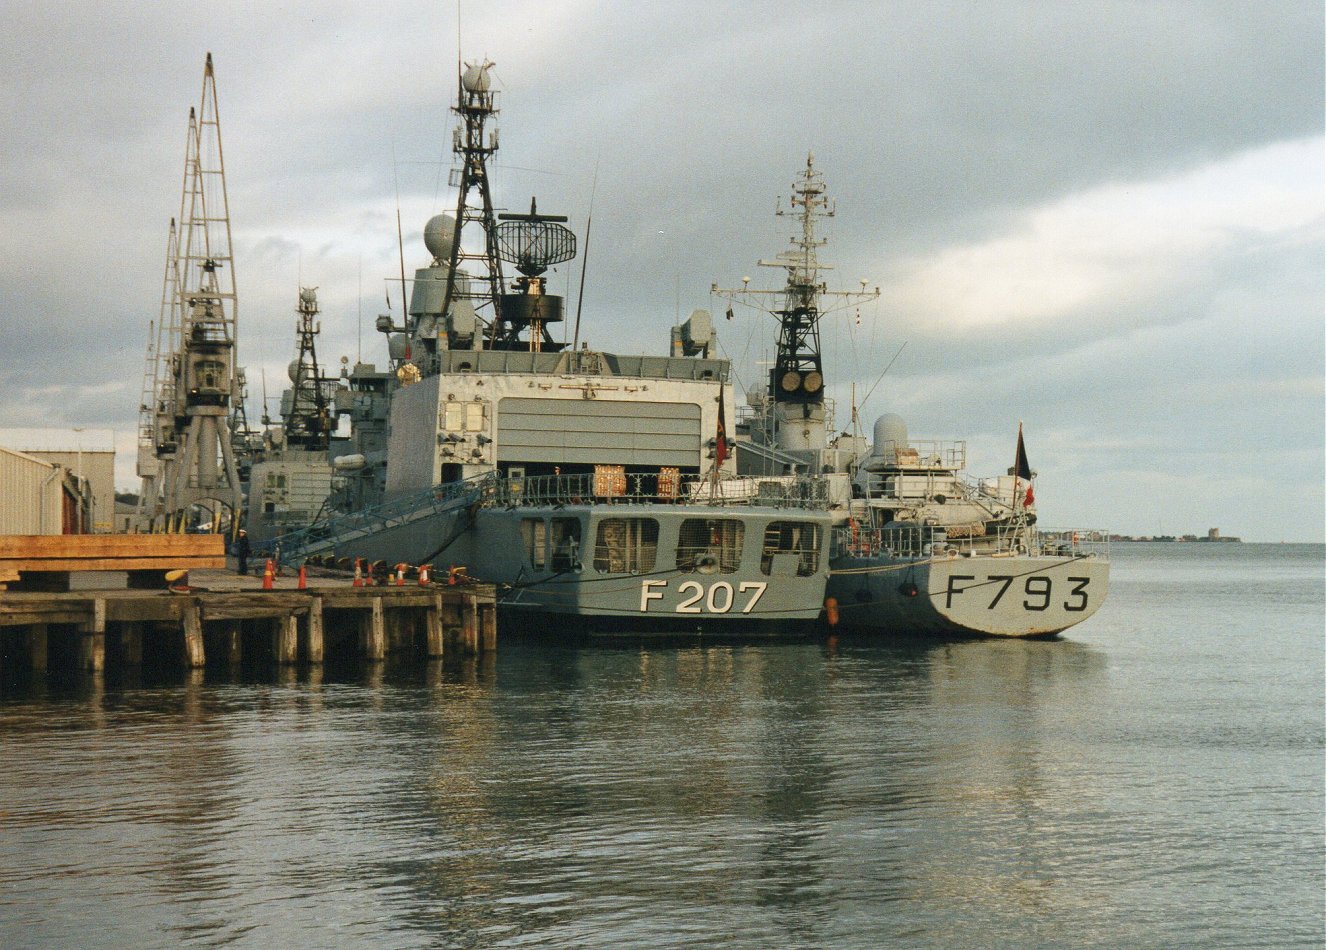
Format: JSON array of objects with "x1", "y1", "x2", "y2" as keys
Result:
[
  {"x1": 259, "y1": 61, "x2": 833, "y2": 635},
  {"x1": 717, "y1": 157, "x2": 1109, "y2": 638}
]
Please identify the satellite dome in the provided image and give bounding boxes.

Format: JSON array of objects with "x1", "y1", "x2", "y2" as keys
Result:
[
  {"x1": 299, "y1": 287, "x2": 318, "y2": 307},
  {"x1": 461, "y1": 61, "x2": 493, "y2": 94},
  {"x1": 872, "y1": 413, "x2": 909, "y2": 457},
  {"x1": 287, "y1": 359, "x2": 302, "y2": 383},
  {"x1": 423, "y1": 214, "x2": 456, "y2": 261}
]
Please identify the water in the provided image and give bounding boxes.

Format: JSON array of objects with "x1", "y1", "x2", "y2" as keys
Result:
[{"x1": 1, "y1": 543, "x2": 1322, "y2": 948}]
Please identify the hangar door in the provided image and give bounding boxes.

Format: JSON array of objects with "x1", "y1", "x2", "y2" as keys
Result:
[{"x1": 497, "y1": 398, "x2": 700, "y2": 468}]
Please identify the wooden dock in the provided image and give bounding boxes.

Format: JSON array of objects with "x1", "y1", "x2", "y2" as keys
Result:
[{"x1": 0, "y1": 567, "x2": 497, "y2": 674}]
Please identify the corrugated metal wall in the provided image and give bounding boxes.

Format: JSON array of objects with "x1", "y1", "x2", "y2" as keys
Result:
[
  {"x1": 497, "y1": 398, "x2": 701, "y2": 467},
  {"x1": 0, "y1": 447, "x2": 62, "y2": 534}
]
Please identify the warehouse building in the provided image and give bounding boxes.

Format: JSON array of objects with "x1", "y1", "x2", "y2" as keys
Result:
[
  {"x1": 0, "y1": 429, "x2": 114, "y2": 532},
  {"x1": 0, "y1": 445, "x2": 88, "y2": 534}
]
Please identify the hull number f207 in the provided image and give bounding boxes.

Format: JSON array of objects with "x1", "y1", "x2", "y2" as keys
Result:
[
  {"x1": 945, "y1": 574, "x2": 1091, "y2": 612},
  {"x1": 639, "y1": 580, "x2": 768, "y2": 614}
]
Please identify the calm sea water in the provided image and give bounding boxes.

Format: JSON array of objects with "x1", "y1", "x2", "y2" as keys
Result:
[{"x1": 1, "y1": 543, "x2": 1322, "y2": 948}]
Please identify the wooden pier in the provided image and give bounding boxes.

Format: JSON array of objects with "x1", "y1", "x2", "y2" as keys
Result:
[{"x1": 0, "y1": 568, "x2": 497, "y2": 674}]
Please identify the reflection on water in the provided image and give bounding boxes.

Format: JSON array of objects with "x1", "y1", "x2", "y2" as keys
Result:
[{"x1": 2, "y1": 546, "x2": 1322, "y2": 948}]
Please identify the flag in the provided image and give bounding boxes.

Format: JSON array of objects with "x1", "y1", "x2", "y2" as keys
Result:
[
  {"x1": 1023, "y1": 483, "x2": 1035, "y2": 508},
  {"x1": 715, "y1": 385, "x2": 728, "y2": 467},
  {"x1": 1014, "y1": 425, "x2": 1032, "y2": 481}
]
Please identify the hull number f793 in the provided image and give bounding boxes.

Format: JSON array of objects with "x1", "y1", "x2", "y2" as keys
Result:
[
  {"x1": 944, "y1": 574, "x2": 1091, "y2": 612},
  {"x1": 639, "y1": 580, "x2": 768, "y2": 614}
]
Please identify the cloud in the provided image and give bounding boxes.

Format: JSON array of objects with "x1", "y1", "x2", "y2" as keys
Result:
[{"x1": 885, "y1": 137, "x2": 1323, "y2": 330}]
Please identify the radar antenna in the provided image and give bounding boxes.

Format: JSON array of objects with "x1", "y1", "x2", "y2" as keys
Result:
[{"x1": 493, "y1": 197, "x2": 577, "y2": 351}]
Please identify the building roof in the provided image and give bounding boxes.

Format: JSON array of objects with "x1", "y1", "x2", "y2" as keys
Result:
[
  {"x1": 0, "y1": 428, "x2": 116, "y2": 454},
  {"x1": 0, "y1": 443, "x2": 58, "y2": 469}
]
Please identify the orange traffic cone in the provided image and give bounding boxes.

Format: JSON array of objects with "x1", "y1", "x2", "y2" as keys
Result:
[
  {"x1": 262, "y1": 559, "x2": 274, "y2": 590},
  {"x1": 297, "y1": 564, "x2": 307, "y2": 589},
  {"x1": 418, "y1": 564, "x2": 431, "y2": 585},
  {"x1": 395, "y1": 563, "x2": 407, "y2": 586},
  {"x1": 352, "y1": 558, "x2": 363, "y2": 587}
]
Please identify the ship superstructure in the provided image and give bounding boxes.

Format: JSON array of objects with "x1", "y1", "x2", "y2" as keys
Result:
[{"x1": 257, "y1": 61, "x2": 834, "y2": 633}]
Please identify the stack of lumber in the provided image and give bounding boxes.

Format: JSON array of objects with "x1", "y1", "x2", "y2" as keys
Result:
[{"x1": 0, "y1": 535, "x2": 226, "y2": 589}]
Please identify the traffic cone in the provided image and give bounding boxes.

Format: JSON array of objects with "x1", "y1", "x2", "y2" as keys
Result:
[
  {"x1": 418, "y1": 564, "x2": 431, "y2": 586},
  {"x1": 352, "y1": 558, "x2": 363, "y2": 587},
  {"x1": 262, "y1": 559, "x2": 274, "y2": 590},
  {"x1": 395, "y1": 563, "x2": 406, "y2": 586},
  {"x1": 297, "y1": 564, "x2": 307, "y2": 589}
]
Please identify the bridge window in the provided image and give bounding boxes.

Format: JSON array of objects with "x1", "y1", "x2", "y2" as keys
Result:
[
  {"x1": 593, "y1": 518, "x2": 659, "y2": 574},
  {"x1": 550, "y1": 518, "x2": 581, "y2": 571},
  {"x1": 520, "y1": 518, "x2": 547, "y2": 570},
  {"x1": 676, "y1": 518, "x2": 743, "y2": 574},
  {"x1": 761, "y1": 521, "x2": 821, "y2": 576}
]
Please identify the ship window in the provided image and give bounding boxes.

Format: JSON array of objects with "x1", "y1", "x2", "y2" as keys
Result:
[
  {"x1": 593, "y1": 518, "x2": 659, "y2": 574},
  {"x1": 550, "y1": 517, "x2": 581, "y2": 571},
  {"x1": 442, "y1": 402, "x2": 464, "y2": 432},
  {"x1": 520, "y1": 518, "x2": 547, "y2": 570},
  {"x1": 465, "y1": 402, "x2": 485, "y2": 432},
  {"x1": 761, "y1": 521, "x2": 821, "y2": 577},
  {"x1": 676, "y1": 518, "x2": 743, "y2": 574}
]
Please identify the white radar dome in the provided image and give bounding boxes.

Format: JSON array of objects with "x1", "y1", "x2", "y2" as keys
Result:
[
  {"x1": 461, "y1": 61, "x2": 493, "y2": 93},
  {"x1": 423, "y1": 214, "x2": 456, "y2": 261},
  {"x1": 872, "y1": 413, "x2": 909, "y2": 456}
]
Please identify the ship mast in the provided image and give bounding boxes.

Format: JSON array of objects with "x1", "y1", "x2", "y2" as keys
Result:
[
  {"x1": 712, "y1": 154, "x2": 879, "y2": 468},
  {"x1": 283, "y1": 288, "x2": 336, "y2": 450},
  {"x1": 440, "y1": 60, "x2": 506, "y2": 346}
]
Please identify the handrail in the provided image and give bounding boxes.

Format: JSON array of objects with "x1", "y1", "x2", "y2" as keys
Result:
[
  {"x1": 483, "y1": 472, "x2": 830, "y2": 511},
  {"x1": 256, "y1": 473, "x2": 495, "y2": 564},
  {"x1": 832, "y1": 520, "x2": 1110, "y2": 559}
]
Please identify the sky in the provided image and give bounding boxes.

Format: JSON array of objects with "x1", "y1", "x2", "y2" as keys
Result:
[{"x1": 0, "y1": 1, "x2": 1321, "y2": 541}]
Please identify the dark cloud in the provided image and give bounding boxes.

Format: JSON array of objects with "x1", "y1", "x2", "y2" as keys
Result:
[{"x1": 0, "y1": 0, "x2": 1320, "y2": 539}]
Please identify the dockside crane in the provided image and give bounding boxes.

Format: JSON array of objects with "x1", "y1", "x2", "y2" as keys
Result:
[{"x1": 135, "y1": 54, "x2": 248, "y2": 532}]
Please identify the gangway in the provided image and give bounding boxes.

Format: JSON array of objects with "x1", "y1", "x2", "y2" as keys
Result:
[{"x1": 256, "y1": 474, "x2": 494, "y2": 567}]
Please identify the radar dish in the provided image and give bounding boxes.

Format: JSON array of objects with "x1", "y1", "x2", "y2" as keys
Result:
[
  {"x1": 802, "y1": 371, "x2": 823, "y2": 393},
  {"x1": 495, "y1": 219, "x2": 576, "y2": 277},
  {"x1": 780, "y1": 371, "x2": 802, "y2": 393}
]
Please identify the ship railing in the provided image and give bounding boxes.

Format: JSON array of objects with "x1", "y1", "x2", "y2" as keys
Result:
[
  {"x1": 864, "y1": 439, "x2": 966, "y2": 470},
  {"x1": 482, "y1": 472, "x2": 830, "y2": 511},
  {"x1": 256, "y1": 473, "x2": 495, "y2": 565},
  {"x1": 1032, "y1": 528, "x2": 1111, "y2": 559},
  {"x1": 832, "y1": 521, "x2": 1110, "y2": 560}
]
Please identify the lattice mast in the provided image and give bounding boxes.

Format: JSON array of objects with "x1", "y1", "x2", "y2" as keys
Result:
[
  {"x1": 440, "y1": 60, "x2": 506, "y2": 345},
  {"x1": 283, "y1": 287, "x2": 335, "y2": 451},
  {"x1": 712, "y1": 154, "x2": 879, "y2": 455},
  {"x1": 164, "y1": 52, "x2": 244, "y2": 525},
  {"x1": 135, "y1": 217, "x2": 182, "y2": 526}
]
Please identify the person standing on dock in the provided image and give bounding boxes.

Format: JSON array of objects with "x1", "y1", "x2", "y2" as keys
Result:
[{"x1": 233, "y1": 529, "x2": 250, "y2": 575}]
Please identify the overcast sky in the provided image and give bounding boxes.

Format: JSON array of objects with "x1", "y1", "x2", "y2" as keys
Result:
[{"x1": 1, "y1": 1, "x2": 1321, "y2": 541}]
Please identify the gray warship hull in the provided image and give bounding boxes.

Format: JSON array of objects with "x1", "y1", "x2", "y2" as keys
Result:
[
  {"x1": 827, "y1": 549, "x2": 1109, "y2": 638},
  {"x1": 296, "y1": 477, "x2": 832, "y2": 636}
]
